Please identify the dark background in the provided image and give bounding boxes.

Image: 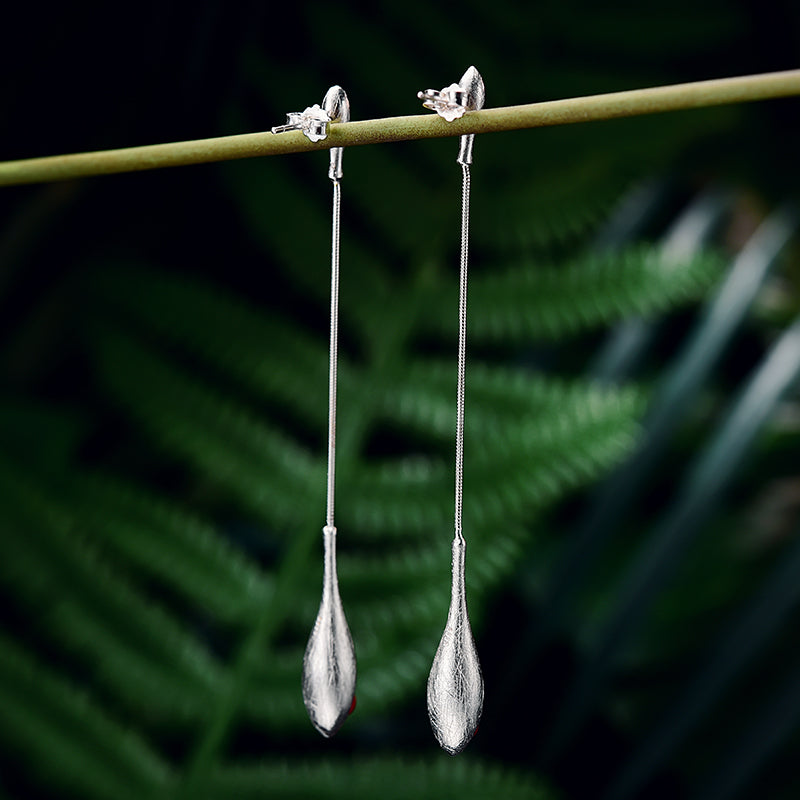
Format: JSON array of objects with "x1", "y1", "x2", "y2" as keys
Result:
[
  {"x1": 1, "y1": 0, "x2": 798, "y2": 402},
  {"x1": 1, "y1": 2, "x2": 799, "y2": 799}
]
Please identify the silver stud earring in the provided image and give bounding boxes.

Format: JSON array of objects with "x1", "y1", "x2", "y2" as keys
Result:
[
  {"x1": 418, "y1": 66, "x2": 486, "y2": 755},
  {"x1": 272, "y1": 86, "x2": 356, "y2": 738}
]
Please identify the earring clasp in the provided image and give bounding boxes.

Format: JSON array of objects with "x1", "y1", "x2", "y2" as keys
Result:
[
  {"x1": 417, "y1": 66, "x2": 485, "y2": 165},
  {"x1": 271, "y1": 86, "x2": 351, "y2": 181}
]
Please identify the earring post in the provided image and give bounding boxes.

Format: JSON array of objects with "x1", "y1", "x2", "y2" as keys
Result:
[
  {"x1": 424, "y1": 66, "x2": 485, "y2": 757},
  {"x1": 269, "y1": 123, "x2": 303, "y2": 135},
  {"x1": 274, "y1": 86, "x2": 357, "y2": 739},
  {"x1": 1, "y1": 69, "x2": 798, "y2": 187}
]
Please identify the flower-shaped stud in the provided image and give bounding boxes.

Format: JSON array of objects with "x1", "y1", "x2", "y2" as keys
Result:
[
  {"x1": 418, "y1": 66, "x2": 486, "y2": 166},
  {"x1": 418, "y1": 66, "x2": 485, "y2": 122},
  {"x1": 271, "y1": 103, "x2": 331, "y2": 143},
  {"x1": 271, "y1": 86, "x2": 351, "y2": 180},
  {"x1": 418, "y1": 83, "x2": 470, "y2": 122}
]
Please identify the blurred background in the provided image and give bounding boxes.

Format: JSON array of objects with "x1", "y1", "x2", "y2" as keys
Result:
[{"x1": 0, "y1": 1, "x2": 799, "y2": 798}]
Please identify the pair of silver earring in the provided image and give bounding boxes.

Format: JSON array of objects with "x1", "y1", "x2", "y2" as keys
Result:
[{"x1": 271, "y1": 67, "x2": 485, "y2": 756}]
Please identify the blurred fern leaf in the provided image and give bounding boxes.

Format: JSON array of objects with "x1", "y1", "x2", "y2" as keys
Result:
[{"x1": 0, "y1": 5, "x2": 748, "y2": 794}]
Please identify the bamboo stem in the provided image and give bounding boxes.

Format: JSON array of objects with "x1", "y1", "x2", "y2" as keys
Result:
[{"x1": 1, "y1": 69, "x2": 799, "y2": 187}]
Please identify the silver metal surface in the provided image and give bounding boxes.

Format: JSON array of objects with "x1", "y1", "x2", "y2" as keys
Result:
[
  {"x1": 270, "y1": 103, "x2": 331, "y2": 142},
  {"x1": 456, "y1": 66, "x2": 486, "y2": 166},
  {"x1": 270, "y1": 85, "x2": 350, "y2": 158},
  {"x1": 325, "y1": 178, "x2": 341, "y2": 528},
  {"x1": 322, "y1": 85, "x2": 350, "y2": 181},
  {"x1": 417, "y1": 66, "x2": 485, "y2": 164},
  {"x1": 427, "y1": 537, "x2": 484, "y2": 754},
  {"x1": 420, "y1": 65, "x2": 486, "y2": 755},
  {"x1": 453, "y1": 162, "x2": 470, "y2": 540},
  {"x1": 275, "y1": 86, "x2": 357, "y2": 738},
  {"x1": 302, "y1": 526, "x2": 357, "y2": 737}
]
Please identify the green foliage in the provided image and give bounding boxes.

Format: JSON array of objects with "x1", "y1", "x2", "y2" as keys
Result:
[
  {"x1": 204, "y1": 758, "x2": 554, "y2": 800},
  {"x1": 2, "y1": 1, "x2": 797, "y2": 799},
  {"x1": 0, "y1": 157, "x2": 722, "y2": 797},
  {"x1": 0, "y1": 634, "x2": 170, "y2": 800}
]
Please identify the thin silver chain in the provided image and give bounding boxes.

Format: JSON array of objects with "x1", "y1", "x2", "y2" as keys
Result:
[
  {"x1": 326, "y1": 178, "x2": 341, "y2": 528},
  {"x1": 454, "y1": 163, "x2": 470, "y2": 542}
]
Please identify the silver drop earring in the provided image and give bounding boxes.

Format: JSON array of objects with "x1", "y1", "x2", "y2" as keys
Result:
[
  {"x1": 418, "y1": 66, "x2": 486, "y2": 755},
  {"x1": 271, "y1": 86, "x2": 356, "y2": 738}
]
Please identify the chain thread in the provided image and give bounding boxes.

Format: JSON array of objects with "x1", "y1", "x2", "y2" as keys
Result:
[
  {"x1": 454, "y1": 163, "x2": 470, "y2": 542},
  {"x1": 326, "y1": 179, "x2": 341, "y2": 528}
]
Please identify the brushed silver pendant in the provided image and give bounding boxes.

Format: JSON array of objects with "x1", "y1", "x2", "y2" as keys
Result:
[
  {"x1": 419, "y1": 66, "x2": 486, "y2": 755},
  {"x1": 302, "y1": 525, "x2": 356, "y2": 737},
  {"x1": 427, "y1": 536, "x2": 484, "y2": 754},
  {"x1": 273, "y1": 88, "x2": 357, "y2": 738}
]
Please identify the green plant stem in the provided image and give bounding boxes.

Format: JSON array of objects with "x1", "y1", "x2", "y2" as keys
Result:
[{"x1": 1, "y1": 70, "x2": 799, "y2": 187}]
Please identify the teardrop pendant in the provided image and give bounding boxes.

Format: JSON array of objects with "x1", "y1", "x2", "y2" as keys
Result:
[
  {"x1": 418, "y1": 66, "x2": 486, "y2": 755},
  {"x1": 427, "y1": 536, "x2": 484, "y2": 754},
  {"x1": 272, "y1": 87, "x2": 357, "y2": 738},
  {"x1": 302, "y1": 525, "x2": 357, "y2": 737}
]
